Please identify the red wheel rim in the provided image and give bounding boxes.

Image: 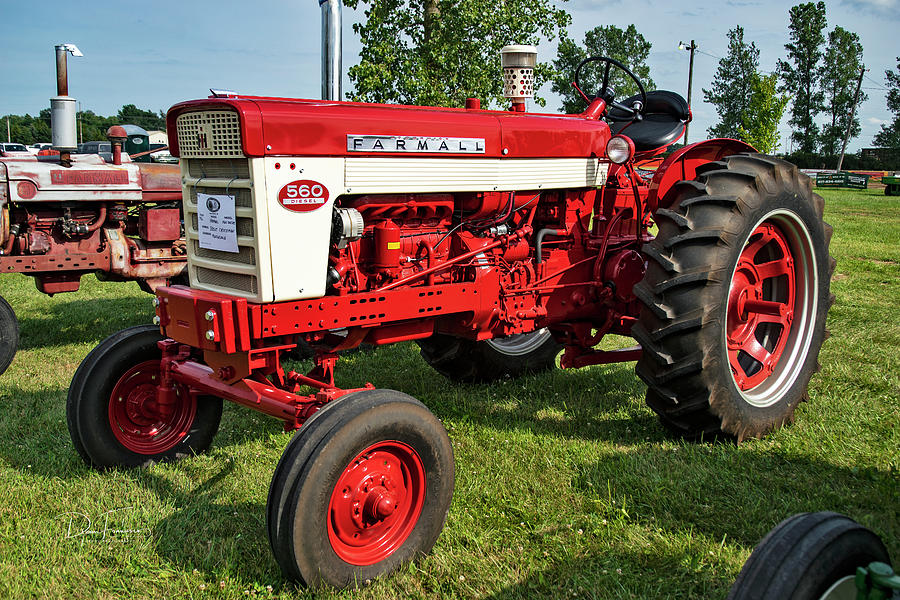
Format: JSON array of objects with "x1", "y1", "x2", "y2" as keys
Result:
[
  {"x1": 108, "y1": 360, "x2": 197, "y2": 454},
  {"x1": 726, "y1": 222, "x2": 797, "y2": 391},
  {"x1": 327, "y1": 441, "x2": 426, "y2": 566}
]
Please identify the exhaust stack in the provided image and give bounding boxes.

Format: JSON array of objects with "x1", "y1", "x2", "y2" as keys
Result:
[
  {"x1": 319, "y1": 0, "x2": 342, "y2": 101},
  {"x1": 51, "y1": 44, "x2": 83, "y2": 163}
]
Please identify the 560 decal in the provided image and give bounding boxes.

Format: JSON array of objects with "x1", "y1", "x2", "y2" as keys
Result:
[{"x1": 277, "y1": 180, "x2": 330, "y2": 213}]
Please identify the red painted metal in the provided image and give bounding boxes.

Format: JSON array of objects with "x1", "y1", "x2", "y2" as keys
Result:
[
  {"x1": 167, "y1": 96, "x2": 611, "y2": 159},
  {"x1": 327, "y1": 440, "x2": 426, "y2": 566},
  {"x1": 646, "y1": 138, "x2": 756, "y2": 212},
  {"x1": 726, "y1": 222, "x2": 795, "y2": 390},
  {"x1": 139, "y1": 208, "x2": 181, "y2": 241},
  {"x1": 109, "y1": 359, "x2": 198, "y2": 454}
]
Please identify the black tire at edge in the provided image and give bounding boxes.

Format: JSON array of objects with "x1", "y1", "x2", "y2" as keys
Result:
[
  {"x1": 726, "y1": 511, "x2": 892, "y2": 600},
  {"x1": 0, "y1": 295, "x2": 19, "y2": 376}
]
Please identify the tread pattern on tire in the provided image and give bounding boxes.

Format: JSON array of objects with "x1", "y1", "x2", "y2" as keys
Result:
[
  {"x1": 727, "y1": 511, "x2": 891, "y2": 600},
  {"x1": 634, "y1": 153, "x2": 835, "y2": 440}
]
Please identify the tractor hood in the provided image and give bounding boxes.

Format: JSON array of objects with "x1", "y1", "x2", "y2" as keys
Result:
[{"x1": 167, "y1": 96, "x2": 612, "y2": 159}]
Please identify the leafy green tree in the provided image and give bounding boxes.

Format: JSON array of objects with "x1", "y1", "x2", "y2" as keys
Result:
[
  {"x1": 819, "y1": 26, "x2": 866, "y2": 156},
  {"x1": 116, "y1": 104, "x2": 166, "y2": 131},
  {"x1": 703, "y1": 26, "x2": 759, "y2": 139},
  {"x1": 343, "y1": 0, "x2": 571, "y2": 108},
  {"x1": 551, "y1": 24, "x2": 654, "y2": 114},
  {"x1": 777, "y1": 1, "x2": 828, "y2": 153},
  {"x1": 873, "y1": 57, "x2": 900, "y2": 148},
  {"x1": 738, "y1": 73, "x2": 789, "y2": 153}
]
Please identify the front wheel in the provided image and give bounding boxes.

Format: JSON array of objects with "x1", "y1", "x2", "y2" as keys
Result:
[
  {"x1": 267, "y1": 389, "x2": 454, "y2": 588},
  {"x1": 634, "y1": 154, "x2": 834, "y2": 440},
  {"x1": 417, "y1": 329, "x2": 561, "y2": 383},
  {"x1": 66, "y1": 325, "x2": 223, "y2": 468}
]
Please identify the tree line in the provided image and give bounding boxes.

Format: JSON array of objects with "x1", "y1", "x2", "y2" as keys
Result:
[
  {"x1": 345, "y1": 0, "x2": 899, "y2": 163},
  {"x1": 6, "y1": 2, "x2": 899, "y2": 165},
  {"x1": 3, "y1": 105, "x2": 166, "y2": 146}
]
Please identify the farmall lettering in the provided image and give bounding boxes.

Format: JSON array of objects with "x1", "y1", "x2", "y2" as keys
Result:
[
  {"x1": 348, "y1": 134, "x2": 486, "y2": 153},
  {"x1": 70, "y1": 52, "x2": 834, "y2": 591}
]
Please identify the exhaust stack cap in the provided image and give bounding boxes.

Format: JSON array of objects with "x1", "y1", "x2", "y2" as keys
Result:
[{"x1": 501, "y1": 45, "x2": 537, "y2": 100}]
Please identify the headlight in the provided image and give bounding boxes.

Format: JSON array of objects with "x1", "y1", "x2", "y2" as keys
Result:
[{"x1": 606, "y1": 135, "x2": 634, "y2": 164}]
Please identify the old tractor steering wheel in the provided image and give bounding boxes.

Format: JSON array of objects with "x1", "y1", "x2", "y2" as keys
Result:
[{"x1": 574, "y1": 56, "x2": 647, "y2": 120}]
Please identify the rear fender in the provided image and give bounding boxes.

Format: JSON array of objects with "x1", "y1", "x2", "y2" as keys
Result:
[{"x1": 646, "y1": 138, "x2": 756, "y2": 213}]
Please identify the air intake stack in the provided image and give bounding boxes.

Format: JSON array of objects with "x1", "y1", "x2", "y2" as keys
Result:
[{"x1": 501, "y1": 45, "x2": 537, "y2": 112}]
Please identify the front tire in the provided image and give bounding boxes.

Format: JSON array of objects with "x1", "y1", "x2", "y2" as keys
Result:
[
  {"x1": 417, "y1": 329, "x2": 561, "y2": 383},
  {"x1": 634, "y1": 154, "x2": 834, "y2": 440},
  {"x1": 727, "y1": 512, "x2": 891, "y2": 600},
  {"x1": 66, "y1": 325, "x2": 222, "y2": 468},
  {"x1": 267, "y1": 389, "x2": 454, "y2": 588}
]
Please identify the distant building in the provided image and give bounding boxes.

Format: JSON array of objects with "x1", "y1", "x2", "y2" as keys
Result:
[{"x1": 148, "y1": 130, "x2": 168, "y2": 145}]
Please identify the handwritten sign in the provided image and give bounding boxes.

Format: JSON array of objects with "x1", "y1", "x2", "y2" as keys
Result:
[{"x1": 197, "y1": 192, "x2": 238, "y2": 253}]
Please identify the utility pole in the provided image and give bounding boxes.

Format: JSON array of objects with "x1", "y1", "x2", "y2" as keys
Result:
[
  {"x1": 836, "y1": 65, "x2": 866, "y2": 172},
  {"x1": 78, "y1": 101, "x2": 83, "y2": 144},
  {"x1": 679, "y1": 40, "x2": 697, "y2": 146},
  {"x1": 6, "y1": 116, "x2": 9, "y2": 142}
]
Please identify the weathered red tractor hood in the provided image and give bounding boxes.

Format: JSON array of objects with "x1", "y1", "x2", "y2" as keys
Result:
[{"x1": 167, "y1": 96, "x2": 613, "y2": 159}]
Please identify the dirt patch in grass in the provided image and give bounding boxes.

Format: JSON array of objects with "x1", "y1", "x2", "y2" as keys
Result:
[{"x1": 848, "y1": 257, "x2": 898, "y2": 266}]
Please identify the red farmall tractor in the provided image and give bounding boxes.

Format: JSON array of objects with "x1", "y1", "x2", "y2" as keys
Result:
[
  {"x1": 66, "y1": 47, "x2": 834, "y2": 588},
  {"x1": 0, "y1": 45, "x2": 185, "y2": 374}
]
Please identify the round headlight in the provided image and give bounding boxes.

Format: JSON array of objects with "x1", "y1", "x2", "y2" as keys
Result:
[{"x1": 606, "y1": 135, "x2": 634, "y2": 164}]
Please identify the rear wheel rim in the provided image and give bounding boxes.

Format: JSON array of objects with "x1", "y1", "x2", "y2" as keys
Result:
[
  {"x1": 108, "y1": 360, "x2": 197, "y2": 454},
  {"x1": 725, "y1": 210, "x2": 818, "y2": 407},
  {"x1": 327, "y1": 441, "x2": 426, "y2": 566},
  {"x1": 486, "y1": 328, "x2": 552, "y2": 356},
  {"x1": 817, "y1": 575, "x2": 856, "y2": 600}
]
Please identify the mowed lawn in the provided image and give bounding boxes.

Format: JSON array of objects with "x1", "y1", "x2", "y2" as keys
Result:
[{"x1": 0, "y1": 187, "x2": 896, "y2": 600}]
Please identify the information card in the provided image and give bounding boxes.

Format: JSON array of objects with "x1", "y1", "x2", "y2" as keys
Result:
[{"x1": 197, "y1": 192, "x2": 238, "y2": 253}]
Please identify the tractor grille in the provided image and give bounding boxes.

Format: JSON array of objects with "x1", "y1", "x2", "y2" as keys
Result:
[
  {"x1": 195, "y1": 266, "x2": 258, "y2": 294},
  {"x1": 176, "y1": 110, "x2": 243, "y2": 158},
  {"x1": 182, "y1": 155, "x2": 266, "y2": 301}
]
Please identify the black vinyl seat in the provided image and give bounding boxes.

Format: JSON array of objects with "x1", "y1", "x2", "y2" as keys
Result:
[{"x1": 606, "y1": 90, "x2": 690, "y2": 152}]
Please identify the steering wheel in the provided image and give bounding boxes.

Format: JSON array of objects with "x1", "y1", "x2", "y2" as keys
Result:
[{"x1": 574, "y1": 56, "x2": 647, "y2": 120}]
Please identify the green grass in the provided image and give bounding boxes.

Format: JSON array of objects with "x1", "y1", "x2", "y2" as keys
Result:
[{"x1": 0, "y1": 188, "x2": 897, "y2": 599}]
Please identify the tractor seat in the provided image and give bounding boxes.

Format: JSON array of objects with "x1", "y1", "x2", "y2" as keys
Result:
[{"x1": 606, "y1": 90, "x2": 689, "y2": 152}]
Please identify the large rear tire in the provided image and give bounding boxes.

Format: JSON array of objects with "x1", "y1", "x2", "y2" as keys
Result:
[
  {"x1": 0, "y1": 295, "x2": 18, "y2": 376},
  {"x1": 417, "y1": 329, "x2": 561, "y2": 383},
  {"x1": 267, "y1": 389, "x2": 454, "y2": 589},
  {"x1": 727, "y1": 512, "x2": 891, "y2": 600},
  {"x1": 66, "y1": 325, "x2": 223, "y2": 468},
  {"x1": 633, "y1": 154, "x2": 834, "y2": 440}
]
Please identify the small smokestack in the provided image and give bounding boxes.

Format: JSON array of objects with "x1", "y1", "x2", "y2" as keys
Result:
[
  {"x1": 319, "y1": 0, "x2": 342, "y2": 101},
  {"x1": 51, "y1": 44, "x2": 83, "y2": 159}
]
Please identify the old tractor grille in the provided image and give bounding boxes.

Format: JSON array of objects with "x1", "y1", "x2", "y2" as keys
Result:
[
  {"x1": 176, "y1": 111, "x2": 243, "y2": 158},
  {"x1": 178, "y1": 129, "x2": 265, "y2": 299}
]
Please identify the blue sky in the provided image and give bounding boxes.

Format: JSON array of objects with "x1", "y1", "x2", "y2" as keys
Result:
[{"x1": 1, "y1": 0, "x2": 897, "y2": 152}]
